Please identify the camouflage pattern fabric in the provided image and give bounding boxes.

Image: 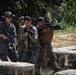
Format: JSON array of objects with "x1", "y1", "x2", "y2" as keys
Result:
[
  {"x1": 0, "y1": 21, "x2": 18, "y2": 62},
  {"x1": 21, "y1": 25, "x2": 41, "y2": 73},
  {"x1": 17, "y1": 26, "x2": 26, "y2": 61},
  {"x1": 38, "y1": 43, "x2": 60, "y2": 72},
  {"x1": 37, "y1": 25, "x2": 60, "y2": 72},
  {"x1": 22, "y1": 44, "x2": 40, "y2": 72},
  {"x1": 0, "y1": 43, "x2": 8, "y2": 61},
  {"x1": 0, "y1": 22, "x2": 9, "y2": 61},
  {"x1": 17, "y1": 43, "x2": 26, "y2": 61}
]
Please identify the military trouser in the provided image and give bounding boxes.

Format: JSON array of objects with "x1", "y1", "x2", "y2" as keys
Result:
[
  {"x1": 0, "y1": 43, "x2": 10, "y2": 74},
  {"x1": 8, "y1": 49, "x2": 18, "y2": 62},
  {"x1": 38, "y1": 43, "x2": 60, "y2": 72},
  {"x1": 18, "y1": 43, "x2": 26, "y2": 61},
  {"x1": 0, "y1": 43, "x2": 9, "y2": 61},
  {"x1": 22, "y1": 44, "x2": 41, "y2": 73}
]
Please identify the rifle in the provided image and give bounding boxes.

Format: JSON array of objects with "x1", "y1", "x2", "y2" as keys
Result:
[
  {"x1": 37, "y1": 23, "x2": 61, "y2": 36},
  {"x1": 44, "y1": 23, "x2": 61, "y2": 30},
  {"x1": 0, "y1": 22, "x2": 18, "y2": 61},
  {"x1": 24, "y1": 28, "x2": 34, "y2": 37},
  {"x1": 44, "y1": 23, "x2": 70, "y2": 30},
  {"x1": 0, "y1": 22, "x2": 15, "y2": 50},
  {"x1": 24, "y1": 28, "x2": 35, "y2": 50}
]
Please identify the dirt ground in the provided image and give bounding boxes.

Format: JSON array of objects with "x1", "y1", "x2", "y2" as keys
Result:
[{"x1": 52, "y1": 34, "x2": 76, "y2": 48}]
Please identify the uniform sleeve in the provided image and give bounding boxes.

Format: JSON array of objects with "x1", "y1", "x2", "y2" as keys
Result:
[
  {"x1": 13, "y1": 25, "x2": 17, "y2": 37},
  {"x1": 30, "y1": 26, "x2": 39, "y2": 44},
  {"x1": 12, "y1": 24, "x2": 17, "y2": 44}
]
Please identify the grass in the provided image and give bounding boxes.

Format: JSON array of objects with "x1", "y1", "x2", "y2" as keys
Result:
[{"x1": 54, "y1": 26, "x2": 76, "y2": 34}]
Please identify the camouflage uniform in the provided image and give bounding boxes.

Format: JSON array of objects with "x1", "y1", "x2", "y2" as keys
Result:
[
  {"x1": 5, "y1": 22, "x2": 18, "y2": 62},
  {"x1": 17, "y1": 26, "x2": 26, "y2": 61},
  {"x1": 0, "y1": 39, "x2": 9, "y2": 61},
  {"x1": 0, "y1": 38, "x2": 9, "y2": 74},
  {"x1": 0, "y1": 21, "x2": 18, "y2": 62},
  {"x1": 0, "y1": 22, "x2": 10, "y2": 61},
  {"x1": 17, "y1": 16, "x2": 26, "y2": 61},
  {"x1": 21, "y1": 25, "x2": 41, "y2": 73},
  {"x1": 37, "y1": 25, "x2": 60, "y2": 72}
]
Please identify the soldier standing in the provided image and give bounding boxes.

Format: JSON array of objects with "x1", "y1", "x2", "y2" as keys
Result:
[
  {"x1": 0, "y1": 28, "x2": 9, "y2": 61},
  {"x1": 21, "y1": 16, "x2": 41, "y2": 75},
  {"x1": 0, "y1": 11, "x2": 18, "y2": 62},
  {"x1": 37, "y1": 17, "x2": 60, "y2": 73},
  {"x1": 17, "y1": 16, "x2": 26, "y2": 61}
]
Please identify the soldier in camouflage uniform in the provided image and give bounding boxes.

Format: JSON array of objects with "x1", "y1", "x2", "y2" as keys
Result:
[
  {"x1": 0, "y1": 11, "x2": 18, "y2": 62},
  {"x1": 0, "y1": 30, "x2": 9, "y2": 61},
  {"x1": 37, "y1": 17, "x2": 60, "y2": 73},
  {"x1": 0, "y1": 11, "x2": 15, "y2": 74},
  {"x1": 21, "y1": 16, "x2": 41, "y2": 75},
  {"x1": 17, "y1": 16, "x2": 26, "y2": 61}
]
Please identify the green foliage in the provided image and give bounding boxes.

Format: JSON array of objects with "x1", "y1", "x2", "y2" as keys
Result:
[
  {"x1": 54, "y1": 26, "x2": 76, "y2": 34},
  {"x1": 0, "y1": 0, "x2": 76, "y2": 26},
  {"x1": 58, "y1": 0, "x2": 76, "y2": 25}
]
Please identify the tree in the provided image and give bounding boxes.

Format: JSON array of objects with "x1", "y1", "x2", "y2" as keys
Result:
[
  {"x1": 0, "y1": 0, "x2": 75, "y2": 25},
  {"x1": 58, "y1": 0, "x2": 76, "y2": 25}
]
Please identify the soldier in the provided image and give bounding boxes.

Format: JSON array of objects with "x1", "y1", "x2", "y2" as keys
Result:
[
  {"x1": 0, "y1": 11, "x2": 18, "y2": 62},
  {"x1": 17, "y1": 16, "x2": 26, "y2": 61},
  {"x1": 21, "y1": 16, "x2": 41, "y2": 75},
  {"x1": 0, "y1": 29, "x2": 9, "y2": 61},
  {"x1": 37, "y1": 17, "x2": 60, "y2": 73}
]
